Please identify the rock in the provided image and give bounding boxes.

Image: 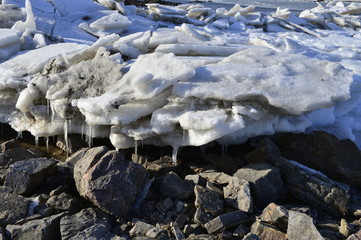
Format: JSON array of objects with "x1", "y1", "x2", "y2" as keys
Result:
[
  {"x1": 187, "y1": 234, "x2": 216, "y2": 240},
  {"x1": 204, "y1": 210, "x2": 249, "y2": 234},
  {"x1": 156, "y1": 197, "x2": 174, "y2": 213},
  {"x1": 260, "y1": 203, "x2": 288, "y2": 232},
  {"x1": 173, "y1": 214, "x2": 188, "y2": 229},
  {"x1": 287, "y1": 210, "x2": 324, "y2": 240},
  {"x1": 4, "y1": 157, "x2": 57, "y2": 195},
  {"x1": 223, "y1": 177, "x2": 253, "y2": 213},
  {"x1": 0, "y1": 192, "x2": 29, "y2": 226},
  {"x1": 185, "y1": 174, "x2": 207, "y2": 187},
  {"x1": 234, "y1": 163, "x2": 284, "y2": 208},
  {"x1": 202, "y1": 153, "x2": 243, "y2": 174},
  {"x1": 0, "y1": 139, "x2": 20, "y2": 153},
  {"x1": 276, "y1": 132, "x2": 361, "y2": 187},
  {"x1": 199, "y1": 170, "x2": 232, "y2": 185},
  {"x1": 60, "y1": 208, "x2": 111, "y2": 240},
  {"x1": 268, "y1": 155, "x2": 351, "y2": 215},
  {"x1": 46, "y1": 192, "x2": 80, "y2": 212},
  {"x1": 172, "y1": 224, "x2": 186, "y2": 240},
  {"x1": 243, "y1": 138, "x2": 281, "y2": 164},
  {"x1": 251, "y1": 220, "x2": 287, "y2": 240},
  {"x1": 340, "y1": 219, "x2": 352, "y2": 238},
  {"x1": 146, "y1": 227, "x2": 166, "y2": 238},
  {"x1": 159, "y1": 172, "x2": 194, "y2": 200},
  {"x1": 242, "y1": 233, "x2": 260, "y2": 240},
  {"x1": 194, "y1": 207, "x2": 214, "y2": 227},
  {"x1": 73, "y1": 146, "x2": 109, "y2": 194},
  {"x1": 76, "y1": 150, "x2": 148, "y2": 218},
  {"x1": 0, "y1": 147, "x2": 36, "y2": 167},
  {"x1": 233, "y1": 225, "x2": 249, "y2": 238},
  {"x1": 69, "y1": 223, "x2": 116, "y2": 240},
  {"x1": 57, "y1": 148, "x2": 88, "y2": 174},
  {"x1": 6, "y1": 212, "x2": 65, "y2": 240},
  {"x1": 129, "y1": 221, "x2": 154, "y2": 237},
  {"x1": 206, "y1": 181, "x2": 223, "y2": 196},
  {"x1": 347, "y1": 230, "x2": 361, "y2": 240},
  {"x1": 195, "y1": 185, "x2": 224, "y2": 216}
]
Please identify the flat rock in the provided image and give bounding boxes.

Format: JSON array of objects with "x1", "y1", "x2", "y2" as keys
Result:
[
  {"x1": 159, "y1": 172, "x2": 194, "y2": 200},
  {"x1": 0, "y1": 192, "x2": 29, "y2": 226},
  {"x1": 194, "y1": 185, "x2": 224, "y2": 216},
  {"x1": 59, "y1": 208, "x2": 111, "y2": 240},
  {"x1": 4, "y1": 157, "x2": 57, "y2": 195},
  {"x1": 7, "y1": 212, "x2": 65, "y2": 240},
  {"x1": 223, "y1": 177, "x2": 253, "y2": 213},
  {"x1": 76, "y1": 150, "x2": 148, "y2": 218},
  {"x1": 234, "y1": 163, "x2": 284, "y2": 208},
  {"x1": 204, "y1": 210, "x2": 249, "y2": 234},
  {"x1": 287, "y1": 210, "x2": 324, "y2": 240}
]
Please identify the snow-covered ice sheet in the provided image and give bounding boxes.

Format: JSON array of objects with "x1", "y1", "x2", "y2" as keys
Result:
[{"x1": 1, "y1": 0, "x2": 361, "y2": 155}]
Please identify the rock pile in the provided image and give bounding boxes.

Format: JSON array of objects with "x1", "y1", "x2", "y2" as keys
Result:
[{"x1": 0, "y1": 131, "x2": 361, "y2": 240}]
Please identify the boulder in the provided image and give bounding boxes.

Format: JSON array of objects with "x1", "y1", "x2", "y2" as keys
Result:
[
  {"x1": 76, "y1": 150, "x2": 148, "y2": 218},
  {"x1": 0, "y1": 192, "x2": 29, "y2": 226},
  {"x1": 4, "y1": 158, "x2": 57, "y2": 195},
  {"x1": 223, "y1": 177, "x2": 253, "y2": 213},
  {"x1": 159, "y1": 172, "x2": 194, "y2": 200},
  {"x1": 59, "y1": 208, "x2": 111, "y2": 240},
  {"x1": 234, "y1": 163, "x2": 284, "y2": 208},
  {"x1": 194, "y1": 185, "x2": 224, "y2": 216},
  {"x1": 6, "y1": 212, "x2": 65, "y2": 240},
  {"x1": 204, "y1": 210, "x2": 249, "y2": 234},
  {"x1": 276, "y1": 132, "x2": 361, "y2": 187},
  {"x1": 287, "y1": 210, "x2": 324, "y2": 240},
  {"x1": 0, "y1": 147, "x2": 36, "y2": 167},
  {"x1": 46, "y1": 192, "x2": 80, "y2": 212}
]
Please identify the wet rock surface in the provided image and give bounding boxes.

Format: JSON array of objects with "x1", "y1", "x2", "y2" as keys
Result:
[{"x1": 0, "y1": 129, "x2": 360, "y2": 240}]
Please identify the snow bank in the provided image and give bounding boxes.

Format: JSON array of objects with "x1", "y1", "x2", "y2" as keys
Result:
[{"x1": 1, "y1": 0, "x2": 361, "y2": 154}]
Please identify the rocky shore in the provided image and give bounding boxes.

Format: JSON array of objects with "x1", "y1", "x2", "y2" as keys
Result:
[{"x1": 0, "y1": 125, "x2": 361, "y2": 240}]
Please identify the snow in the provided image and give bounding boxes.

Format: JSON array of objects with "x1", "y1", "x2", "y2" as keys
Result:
[{"x1": 1, "y1": 0, "x2": 361, "y2": 153}]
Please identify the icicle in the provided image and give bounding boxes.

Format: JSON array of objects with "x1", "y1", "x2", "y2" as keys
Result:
[
  {"x1": 134, "y1": 140, "x2": 138, "y2": 156},
  {"x1": 50, "y1": 102, "x2": 56, "y2": 122},
  {"x1": 87, "y1": 124, "x2": 93, "y2": 148},
  {"x1": 46, "y1": 99, "x2": 50, "y2": 116},
  {"x1": 221, "y1": 144, "x2": 228, "y2": 158},
  {"x1": 17, "y1": 131, "x2": 23, "y2": 139},
  {"x1": 64, "y1": 120, "x2": 69, "y2": 155},
  {"x1": 35, "y1": 136, "x2": 39, "y2": 147},
  {"x1": 172, "y1": 146, "x2": 179, "y2": 165},
  {"x1": 45, "y1": 136, "x2": 49, "y2": 152}
]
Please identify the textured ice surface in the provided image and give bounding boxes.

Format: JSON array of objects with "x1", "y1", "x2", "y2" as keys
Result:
[{"x1": 1, "y1": 0, "x2": 361, "y2": 151}]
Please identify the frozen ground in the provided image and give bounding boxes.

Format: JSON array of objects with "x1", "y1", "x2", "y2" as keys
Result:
[{"x1": 1, "y1": 0, "x2": 361, "y2": 160}]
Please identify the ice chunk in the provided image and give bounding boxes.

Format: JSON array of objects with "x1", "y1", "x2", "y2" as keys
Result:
[
  {"x1": 90, "y1": 12, "x2": 131, "y2": 31},
  {"x1": 155, "y1": 44, "x2": 247, "y2": 56},
  {"x1": 12, "y1": 0, "x2": 36, "y2": 32}
]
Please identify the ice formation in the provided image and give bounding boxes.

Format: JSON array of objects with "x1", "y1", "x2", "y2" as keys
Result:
[{"x1": 1, "y1": 0, "x2": 361, "y2": 156}]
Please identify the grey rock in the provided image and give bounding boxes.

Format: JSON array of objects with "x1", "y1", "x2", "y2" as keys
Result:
[
  {"x1": 243, "y1": 138, "x2": 281, "y2": 164},
  {"x1": 194, "y1": 207, "x2": 213, "y2": 227},
  {"x1": 233, "y1": 225, "x2": 249, "y2": 238},
  {"x1": 195, "y1": 185, "x2": 224, "y2": 216},
  {"x1": 185, "y1": 174, "x2": 207, "y2": 187},
  {"x1": 187, "y1": 234, "x2": 216, "y2": 240},
  {"x1": 0, "y1": 147, "x2": 36, "y2": 167},
  {"x1": 60, "y1": 208, "x2": 110, "y2": 240},
  {"x1": 251, "y1": 220, "x2": 287, "y2": 240},
  {"x1": 69, "y1": 223, "x2": 116, "y2": 240},
  {"x1": 156, "y1": 197, "x2": 174, "y2": 213},
  {"x1": 199, "y1": 170, "x2": 232, "y2": 185},
  {"x1": 172, "y1": 224, "x2": 185, "y2": 240},
  {"x1": 73, "y1": 146, "x2": 109, "y2": 195},
  {"x1": 0, "y1": 192, "x2": 29, "y2": 226},
  {"x1": 146, "y1": 227, "x2": 165, "y2": 238},
  {"x1": 287, "y1": 210, "x2": 324, "y2": 240},
  {"x1": 242, "y1": 233, "x2": 260, "y2": 240},
  {"x1": 205, "y1": 181, "x2": 223, "y2": 196},
  {"x1": 234, "y1": 163, "x2": 284, "y2": 208},
  {"x1": 7, "y1": 212, "x2": 65, "y2": 240},
  {"x1": 76, "y1": 150, "x2": 148, "y2": 218},
  {"x1": 260, "y1": 203, "x2": 288, "y2": 232},
  {"x1": 173, "y1": 214, "x2": 188, "y2": 229},
  {"x1": 46, "y1": 192, "x2": 80, "y2": 212},
  {"x1": 0, "y1": 139, "x2": 20, "y2": 153},
  {"x1": 4, "y1": 157, "x2": 57, "y2": 195},
  {"x1": 223, "y1": 177, "x2": 253, "y2": 213},
  {"x1": 57, "y1": 148, "x2": 88, "y2": 174},
  {"x1": 204, "y1": 210, "x2": 249, "y2": 234},
  {"x1": 129, "y1": 221, "x2": 154, "y2": 237},
  {"x1": 160, "y1": 172, "x2": 194, "y2": 200}
]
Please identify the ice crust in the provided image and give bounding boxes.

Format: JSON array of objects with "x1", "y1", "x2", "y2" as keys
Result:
[{"x1": 1, "y1": 0, "x2": 361, "y2": 151}]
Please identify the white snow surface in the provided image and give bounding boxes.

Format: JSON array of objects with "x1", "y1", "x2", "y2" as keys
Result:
[{"x1": 1, "y1": 0, "x2": 361, "y2": 151}]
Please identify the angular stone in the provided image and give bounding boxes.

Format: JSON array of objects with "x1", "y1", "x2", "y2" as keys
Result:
[
  {"x1": 129, "y1": 221, "x2": 155, "y2": 237},
  {"x1": 7, "y1": 212, "x2": 65, "y2": 240},
  {"x1": 76, "y1": 150, "x2": 148, "y2": 218},
  {"x1": 46, "y1": 192, "x2": 80, "y2": 212},
  {"x1": 206, "y1": 181, "x2": 223, "y2": 196},
  {"x1": 0, "y1": 192, "x2": 29, "y2": 226},
  {"x1": 340, "y1": 219, "x2": 352, "y2": 238},
  {"x1": 156, "y1": 197, "x2": 174, "y2": 213},
  {"x1": 234, "y1": 163, "x2": 284, "y2": 208},
  {"x1": 195, "y1": 185, "x2": 224, "y2": 216},
  {"x1": 4, "y1": 158, "x2": 57, "y2": 195},
  {"x1": 57, "y1": 148, "x2": 88, "y2": 174},
  {"x1": 204, "y1": 210, "x2": 249, "y2": 234},
  {"x1": 0, "y1": 147, "x2": 36, "y2": 167},
  {"x1": 69, "y1": 223, "x2": 116, "y2": 240},
  {"x1": 60, "y1": 208, "x2": 110, "y2": 240},
  {"x1": 268, "y1": 156, "x2": 351, "y2": 215},
  {"x1": 233, "y1": 225, "x2": 248, "y2": 238},
  {"x1": 251, "y1": 220, "x2": 287, "y2": 240},
  {"x1": 187, "y1": 234, "x2": 215, "y2": 240},
  {"x1": 242, "y1": 233, "x2": 260, "y2": 240},
  {"x1": 172, "y1": 224, "x2": 185, "y2": 240},
  {"x1": 194, "y1": 207, "x2": 213, "y2": 227},
  {"x1": 199, "y1": 170, "x2": 232, "y2": 185},
  {"x1": 146, "y1": 227, "x2": 166, "y2": 238},
  {"x1": 287, "y1": 210, "x2": 324, "y2": 240},
  {"x1": 260, "y1": 203, "x2": 288, "y2": 232},
  {"x1": 185, "y1": 174, "x2": 207, "y2": 187},
  {"x1": 223, "y1": 177, "x2": 253, "y2": 213},
  {"x1": 173, "y1": 214, "x2": 188, "y2": 229},
  {"x1": 160, "y1": 172, "x2": 194, "y2": 200},
  {"x1": 276, "y1": 132, "x2": 361, "y2": 187}
]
